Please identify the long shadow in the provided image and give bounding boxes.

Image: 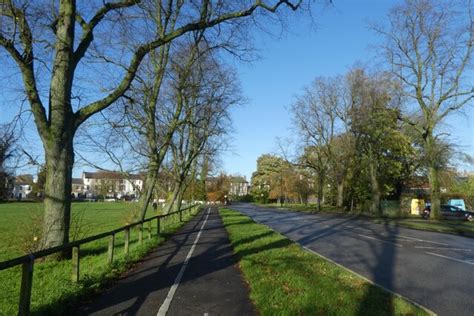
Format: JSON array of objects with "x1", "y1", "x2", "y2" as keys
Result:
[
  {"x1": 73, "y1": 209, "x2": 269, "y2": 315},
  {"x1": 355, "y1": 222, "x2": 398, "y2": 315},
  {"x1": 30, "y1": 210, "x2": 206, "y2": 315},
  {"x1": 235, "y1": 203, "x2": 400, "y2": 315}
]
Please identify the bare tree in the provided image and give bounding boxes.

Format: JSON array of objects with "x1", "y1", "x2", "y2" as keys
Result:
[
  {"x1": 0, "y1": 0, "x2": 305, "y2": 251},
  {"x1": 0, "y1": 123, "x2": 16, "y2": 200},
  {"x1": 373, "y1": 0, "x2": 474, "y2": 218},
  {"x1": 163, "y1": 51, "x2": 239, "y2": 213},
  {"x1": 292, "y1": 76, "x2": 343, "y2": 212}
]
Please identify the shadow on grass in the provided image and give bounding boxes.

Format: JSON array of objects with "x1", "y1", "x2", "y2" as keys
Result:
[
  {"x1": 74, "y1": 208, "x2": 253, "y2": 316},
  {"x1": 230, "y1": 203, "x2": 402, "y2": 316},
  {"x1": 27, "y1": 211, "x2": 205, "y2": 315}
]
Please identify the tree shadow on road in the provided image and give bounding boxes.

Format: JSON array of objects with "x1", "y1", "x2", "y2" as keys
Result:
[{"x1": 235, "y1": 203, "x2": 403, "y2": 315}]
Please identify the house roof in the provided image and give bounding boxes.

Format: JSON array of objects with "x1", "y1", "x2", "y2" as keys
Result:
[
  {"x1": 83, "y1": 171, "x2": 142, "y2": 180},
  {"x1": 15, "y1": 174, "x2": 34, "y2": 185},
  {"x1": 72, "y1": 178, "x2": 84, "y2": 185},
  {"x1": 230, "y1": 176, "x2": 248, "y2": 184}
]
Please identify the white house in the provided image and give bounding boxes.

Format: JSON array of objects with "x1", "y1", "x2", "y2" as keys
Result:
[
  {"x1": 229, "y1": 176, "x2": 250, "y2": 197},
  {"x1": 12, "y1": 174, "x2": 34, "y2": 200},
  {"x1": 72, "y1": 171, "x2": 143, "y2": 199}
]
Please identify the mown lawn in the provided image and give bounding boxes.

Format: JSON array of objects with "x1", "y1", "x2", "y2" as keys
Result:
[
  {"x1": 0, "y1": 201, "x2": 150, "y2": 261},
  {"x1": 220, "y1": 208, "x2": 431, "y2": 316},
  {"x1": 0, "y1": 201, "x2": 199, "y2": 315}
]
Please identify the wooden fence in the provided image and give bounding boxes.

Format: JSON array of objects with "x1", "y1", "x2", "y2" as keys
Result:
[{"x1": 0, "y1": 204, "x2": 200, "y2": 315}]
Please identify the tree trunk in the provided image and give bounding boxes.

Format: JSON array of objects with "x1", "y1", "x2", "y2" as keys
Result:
[
  {"x1": 336, "y1": 181, "x2": 344, "y2": 208},
  {"x1": 163, "y1": 184, "x2": 180, "y2": 214},
  {"x1": 317, "y1": 175, "x2": 324, "y2": 212},
  {"x1": 428, "y1": 165, "x2": 441, "y2": 219},
  {"x1": 40, "y1": 0, "x2": 76, "y2": 255},
  {"x1": 369, "y1": 160, "x2": 381, "y2": 215},
  {"x1": 171, "y1": 185, "x2": 186, "y2": 214},
  {"x1": 42, "y1": 136, "x2": 74, "y2": 252},
  {"x1": 139, "y1": 164, "x2": 157, "y2": 220}
]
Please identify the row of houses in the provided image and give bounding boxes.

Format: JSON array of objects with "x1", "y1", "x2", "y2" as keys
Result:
[
  {"x1": 3, "y1": 171, "x2": 250, "y2": 201},
  {"x1": 72, "y1": 171, "x2": 143, "y2": 199},
  {"x1": 2, "y1": 171, "x2": 143, "y2": 200}
]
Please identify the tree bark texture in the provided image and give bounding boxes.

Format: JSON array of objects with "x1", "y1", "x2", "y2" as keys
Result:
[
  {"x1": 336, "y1": 181, "x2": 344, "y2": 208},
  {"x1": 369, "y1": 160, "x2": 381, "y2": 215}
]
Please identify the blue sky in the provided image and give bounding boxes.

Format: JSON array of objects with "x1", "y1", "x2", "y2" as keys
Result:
[
  {"x1": 222, "y1": 0, "x2": 474, "y2": 180},
  {"x1": 1, "y1": 1, "x2": 473, "y2": 179}
]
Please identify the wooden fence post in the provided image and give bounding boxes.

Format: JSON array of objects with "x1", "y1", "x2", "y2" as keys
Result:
[
  {"x1": 124, "y1": 228, "x2": 130, "y2": 255},
  {"x1": 18, "y1": 256, "x2": 34, "y2": 316},
  {"x1": 139, "y1": 224, "x2": 143, "y2": 245},
  {"x1": 72, "y1": 246, "x2": 80, "y2": 282},
  {"x1": 157, "y1": 217, "x2": 161, "y2": 235},
  {"x1": 108, "y1": 235, "x2": 115, "y2": 264},
  {"x1": 148, "y1": 221, "x2": 152, "y2": 240}
]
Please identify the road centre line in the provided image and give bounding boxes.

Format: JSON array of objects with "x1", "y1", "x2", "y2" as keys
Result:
[
  {"x1": 352, "y1": 226, "x2": 372, "y2": 232},
  {"x1": 415, "y1": 246, "x2": 471, "y2": 251},
  {"x1": 395, "y1": 235, "x2": 449, "y2": 246},
  {"x1": 357, "y1": 234, "x2": 403, "y2": 247},
  {"x1": 157, "y1": 208, "x2": 211, "y2": 316},
  {"x1": 425, "y1": 252, "x2": 474, "y2": 266}
]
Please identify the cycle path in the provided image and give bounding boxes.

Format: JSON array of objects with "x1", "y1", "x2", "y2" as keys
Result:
[{"x1": 78, "y1": 207, "x2": 256, "y2": 316}]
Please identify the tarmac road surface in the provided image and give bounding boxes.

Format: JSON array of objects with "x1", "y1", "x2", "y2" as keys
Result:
[{"x1": 230, "y1": 203, "x2": 474, "y2": 316}]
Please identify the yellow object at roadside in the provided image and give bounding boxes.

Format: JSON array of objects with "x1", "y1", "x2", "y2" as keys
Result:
[{"x1": 411, "y1": 199, "x2": 425, "y2": 215}]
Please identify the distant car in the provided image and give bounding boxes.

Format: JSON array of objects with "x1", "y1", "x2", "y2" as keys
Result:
[
  {"x1": 422, "y1": 204, "x2": 474, "y2": 221},
  {"x1": 447, "y1": 199, "x2": 466, "y2": 211}
]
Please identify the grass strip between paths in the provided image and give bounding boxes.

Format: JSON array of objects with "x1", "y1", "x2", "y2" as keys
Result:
[{"x1": 220, "y1": 208, "x2": 431, "y2": 316}]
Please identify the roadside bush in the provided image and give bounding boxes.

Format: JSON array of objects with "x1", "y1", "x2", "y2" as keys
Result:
[
  {"x1": 381, "y1": 200, "x2": 400, "y2": 217},
  {"x1": 14, "y1": 205, "x2": 45, "y2": 254},
  {"x1": 14, "y1": 206, "x2": 91, "y2": 255},
  {"x1": 399, "y1": 194, "x2": 413, "y2": 216}
]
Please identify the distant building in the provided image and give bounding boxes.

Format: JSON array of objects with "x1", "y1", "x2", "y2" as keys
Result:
[
  {"x1": 71, "y1": 178, "x2": 86, "y2": 198},
  {"x1": 72, "y1": 171, "x2": 143, "y2": 199},
  {"x1": 229, "y1": 176, "x2": 249, "y2": 197},
  {"x1": 12, "y1": 174, "x2": 34, "y2": 200}
]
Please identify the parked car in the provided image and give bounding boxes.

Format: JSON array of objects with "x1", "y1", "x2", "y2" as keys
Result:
[
  {"x1": 422, "y1": 204, "x2": 474, "y2": 221},
  {"x1": 447, "y1": 199, "x2": 466, "y2": 211}
]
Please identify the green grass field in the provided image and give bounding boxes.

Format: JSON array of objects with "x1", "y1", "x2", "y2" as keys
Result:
[
  {"x1": 220, "y1": 208, "x2": 430, "y2": 315},
  {"x1": 0, "y1": 201, "x2": 149, "y2": 261},
  {"x1": 0, "y1": 201, "x2": 199, "y2": 315}
]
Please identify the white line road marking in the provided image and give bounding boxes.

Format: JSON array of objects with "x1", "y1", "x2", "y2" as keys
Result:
[
  {"x1": 395, "y1": 235, "x2": 449, "y2": 246},
  {"x1": 352, "y1": 227, "x2": 372, "y2": 232},
  {"x1": 415, "y1": 246, "x2": 472, "y2": 251},
  {"x1": 357, "y1": 234, "x2": 403, "y2": 247},
  {"x1": 426, "y1": 252, "x2": 474, "y2": 266},
  {"x1": 157, "y1": 208, "x2": 211, "y2": 316},
  {"x1": 300, "y1": 245, "x2": 435, "y2": 315}
]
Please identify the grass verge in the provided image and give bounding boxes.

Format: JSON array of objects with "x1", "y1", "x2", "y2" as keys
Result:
[
  {"x1": 0, "y1": 206, "x2": 200, "y2": 315},
  {"x1": 220, "y1": 208, "x2": 430, "y2": 316},
  {"x1": 254, "y1": 202, "x2": 341, "y2": 214},
  {"x1": 372, "y1": 217, "x2": 474, "y2": 237},
  {"x1": 257, "y1": 202, "x2": 474, "y2": 237}
]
